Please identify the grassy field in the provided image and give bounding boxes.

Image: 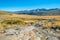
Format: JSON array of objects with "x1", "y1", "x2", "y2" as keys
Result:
[
  {"x1": 0, "y1": 12, "x2": 60, "y2": 30},
  {"x1": 0, "y1": 14, "x2": 60, "y2": 20}
]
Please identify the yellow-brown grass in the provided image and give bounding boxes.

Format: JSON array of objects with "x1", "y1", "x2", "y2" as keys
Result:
[
  {"x1": 0, "y1": 14, "x2": 60, "y2": 20},
  {"x1": 0, "y1": 12, "x2": 60, "y2": 28}
]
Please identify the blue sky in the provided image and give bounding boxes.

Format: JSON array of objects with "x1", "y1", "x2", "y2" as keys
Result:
[{"x1": 0, "y1": 0, "x2": 60, "y2": 11}]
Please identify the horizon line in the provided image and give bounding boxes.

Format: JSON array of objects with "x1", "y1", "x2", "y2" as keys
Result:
[{"x1": 0, "y1": 8, "x2": 60, "y2": 12}]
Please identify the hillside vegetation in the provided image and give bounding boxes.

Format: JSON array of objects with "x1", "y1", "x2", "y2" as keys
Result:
[{"x1": 0, "y1": 11, "x2": 60, "y2": 29}]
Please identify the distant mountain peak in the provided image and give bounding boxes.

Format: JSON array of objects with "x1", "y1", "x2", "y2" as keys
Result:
[{"x1": 1, "y1": 8, "x2": 60, "y2": 16}]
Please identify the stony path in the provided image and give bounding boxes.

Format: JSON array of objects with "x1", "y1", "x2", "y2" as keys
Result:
[
  {"x1": 0, "y1": 26, "x2": 41, "y2": 40},
  {"x1": 17, "y1": 26, "x2": 40, "y2": 40},
  {"x1": 0, "y1": 26, "x2": 60, "y2": 40}
]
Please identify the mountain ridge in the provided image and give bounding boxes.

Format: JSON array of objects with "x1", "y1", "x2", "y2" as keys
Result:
[
  {"x1": 1, "y1": 8, "x2": 60, "y2": 16},
  {"x1": 13, "y1": 8, "x2": 60, "y2": 16}
]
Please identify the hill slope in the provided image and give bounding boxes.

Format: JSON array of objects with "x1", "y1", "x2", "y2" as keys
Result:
[{"x1": 0, "y1": 11, "x2": 10, "y2": 15}]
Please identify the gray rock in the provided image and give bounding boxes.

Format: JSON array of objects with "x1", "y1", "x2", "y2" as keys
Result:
[{"x1": 47, "y1": 36, "x2": 59, "y2": 40}]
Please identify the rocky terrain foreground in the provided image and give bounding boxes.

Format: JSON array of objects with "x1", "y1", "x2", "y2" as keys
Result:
[{"x1": 0, "y1": 25, "x2": 60, "y2": 40}]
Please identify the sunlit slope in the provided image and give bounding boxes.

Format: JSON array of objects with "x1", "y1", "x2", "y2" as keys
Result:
[{"x1": 0, "y1": 11, "x2": 10, "y2": 15}]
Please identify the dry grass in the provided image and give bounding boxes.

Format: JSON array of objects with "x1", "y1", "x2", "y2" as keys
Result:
[
  {"x1": 0, "y1": 12, "x2": 60, "y2": 30},
  {"x1": 0, "y1": 14, "x2": 60, "y2": 20}
]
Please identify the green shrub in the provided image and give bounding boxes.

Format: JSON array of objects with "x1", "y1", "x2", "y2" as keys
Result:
[{"x1": 1, "y1": 19, "x2": 23, "y2": 24}]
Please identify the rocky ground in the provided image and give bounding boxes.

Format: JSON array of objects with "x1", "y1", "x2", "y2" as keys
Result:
[{"x1": 0, "y1": 25, "x2": 60, "y2": 40}]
